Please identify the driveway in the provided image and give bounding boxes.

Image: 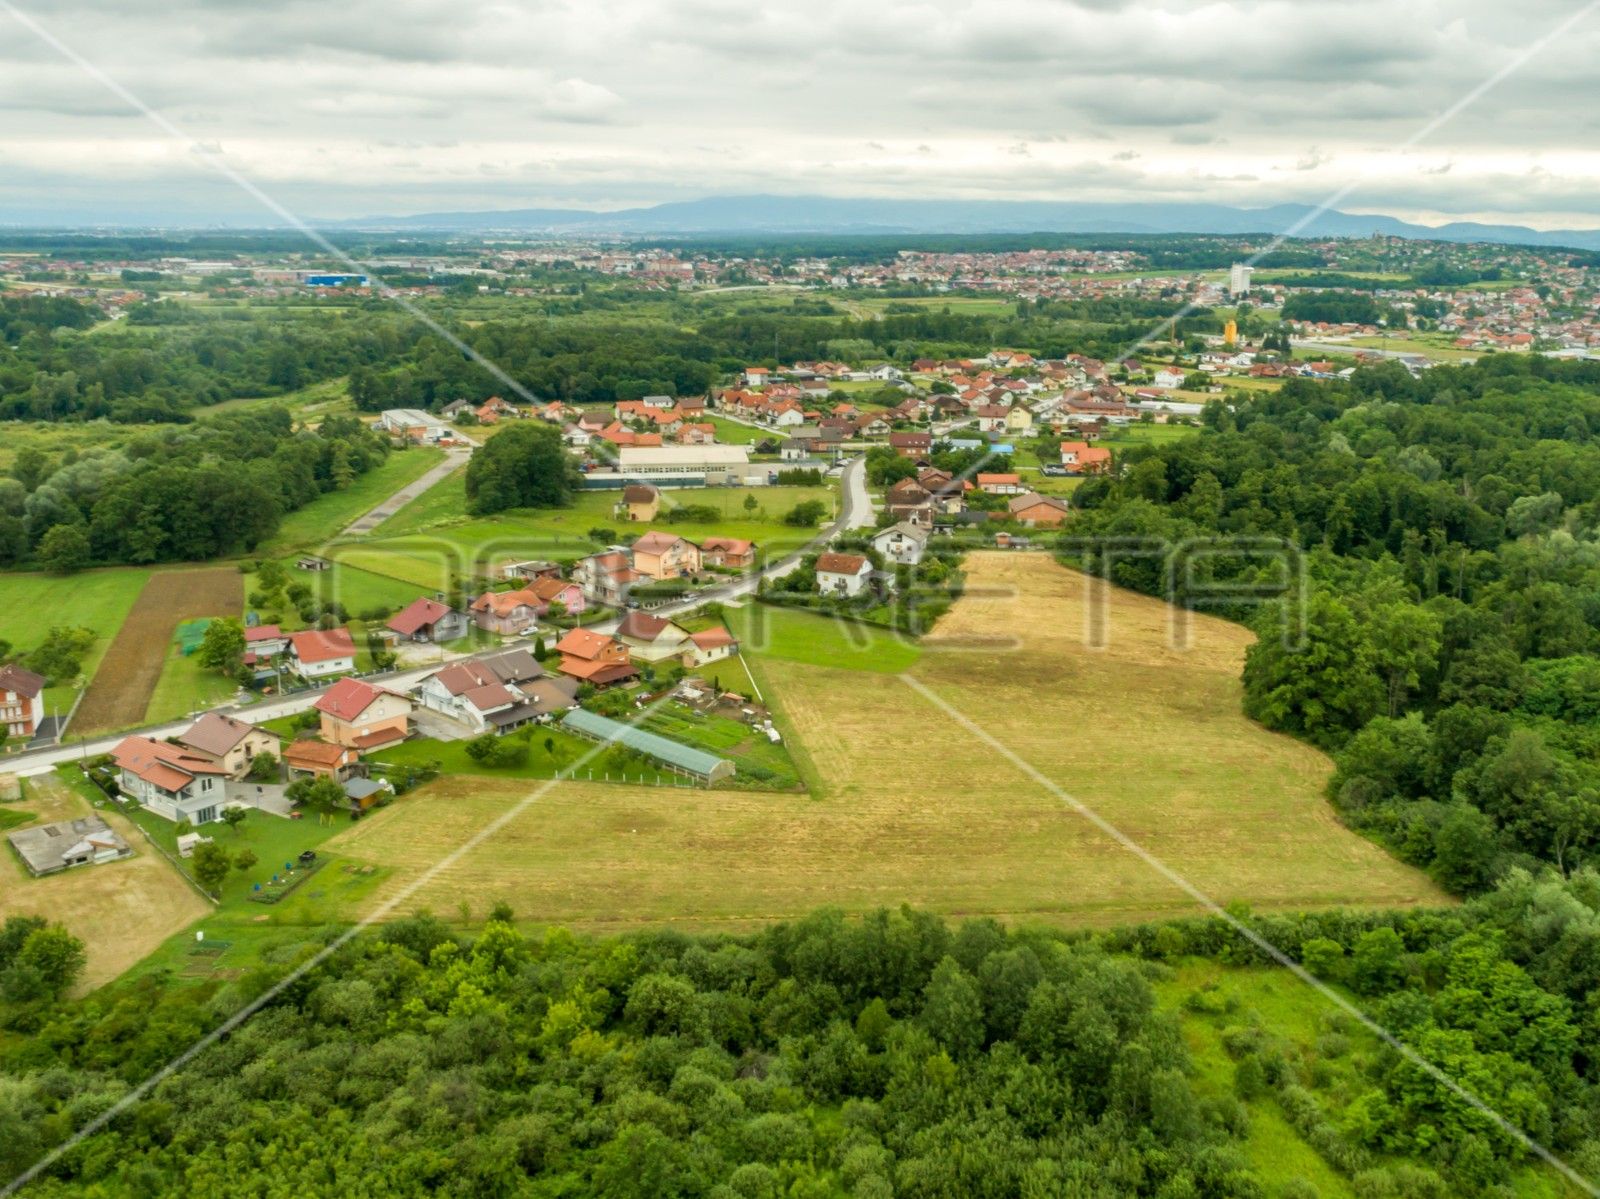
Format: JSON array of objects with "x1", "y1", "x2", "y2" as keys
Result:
[{"x1": 342, "y1": 446, "x2": 472, "y2": 536}]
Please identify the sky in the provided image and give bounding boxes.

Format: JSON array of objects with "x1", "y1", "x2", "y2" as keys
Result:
[{"x1": 1, "y1": 0, "x2": 1598, "y2": 228}]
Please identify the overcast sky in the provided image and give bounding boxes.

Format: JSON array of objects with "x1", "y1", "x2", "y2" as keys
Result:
[{"x1": 1, "y1": 0, "x2": 1598, "y2": 227}]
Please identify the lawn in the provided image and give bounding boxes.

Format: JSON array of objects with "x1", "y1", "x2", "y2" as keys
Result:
[
  {"x1": 723, "y1": 603, "x2": 922, "y2": 674},
  {"x1": 255, "y1": 446, "x2": 448, "y2": 556},
  {"x1": 143, "y1": 641, "x2": 243, "y2": 725},
  {"x1": 367, "y1": 725, "x2": 688, "y2": 789},
  {"x1": 317, "y1": 553, "x2": 1447, "y2": 933},
  {"x1": 0, "y1": 566, "x2": 152, "y2": 714},
  {"x1": 244, "y1": 558, "x2": 423, "y2": 628},
  {"x1": 345, "y1": 482, "x2": 841, "y2": 593}
]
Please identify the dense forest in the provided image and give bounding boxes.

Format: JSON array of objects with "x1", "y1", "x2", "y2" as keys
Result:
[
  {"x1": 1, "y1": 406, "x2": 392, "y2": 568},
  {"x1": 1065, "y1": 355, "x2": 1600, "y2": 890},
  {"x1": 4, "y1": 876, "x2": 1598, "y2": 1197}
]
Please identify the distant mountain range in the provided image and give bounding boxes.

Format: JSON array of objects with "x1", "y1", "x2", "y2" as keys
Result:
[{"x1": 332, "y1": 194, "x2": 1600, "y2": 251}]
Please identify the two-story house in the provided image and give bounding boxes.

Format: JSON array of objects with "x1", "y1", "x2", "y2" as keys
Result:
[
  {"x1": 414, "y1": 650, "x2": 578, "y2": 733},
  {"x1": 573, "y1": 550, "x2": 642, "y2": 606},
  {"x1": 616, "y1": 611, "x2": 695, "y2": 663},
  {"x1": 554, "y1": 628, "x2": 638, "y2": 687},
  {"x1": 112, "y1": 735, "x2": 232, "y2": 825},
  {"x1": 177, "y1": 712, "x2": 281, "y2": 779},
  {"x1": 871, "y1": 521, "x2": 930, "y2": 566},
  {"x1": 631, "y1": 531, "x2": 702, "y2": 580},
  {"x1": 0, "y1": 664, "x2": 46, "y2": 741},
  {"x1": 814, "y1": 552, "x2": 873, "y2": 597},
  {"x1": 700, "y1": 537, "x2": 756, "y2": 569},
  {"x1": 313, "y1": 677, "x2": 411, "y2": 751}
]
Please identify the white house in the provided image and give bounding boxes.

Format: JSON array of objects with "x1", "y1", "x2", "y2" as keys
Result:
[
  {"x1": 871, "y1": 522, "x2": 930, "y2": 566},
  {"x1": 111, "y1": 735, "x2": 232, "y2": 825},
  {"x1": 1152, "y1": 367, "x2": 1189, "y2": 389},
  {"x1": 814, "y1": 551, "x2": 873, "y2": 597},
  {"x1": 414, "y1": 649, "x2": 577, "y2": 734},
  {"x1": 289, "y1": 628, "x2": 357, "y2": 679}
]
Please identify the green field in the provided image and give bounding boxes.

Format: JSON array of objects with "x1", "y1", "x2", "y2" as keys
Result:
[
  {"x1": 347, "y1": 482, "x2": 840, "y2": 593},
  {"x1": 369, "y1": 726, "x2": 685, "y2": 788},
  {"x1": 723, "y1": 603, "x2": 922, "y2": 674},
  {"x1": 0, "y1": 567, "x2": 151, "y2": 712},
  {"x1": 255, "y1": 446, "x2": 448, "y2": 556},
  {"x1": 142, "y1": 641, "x2": 242, "y2": 725}
]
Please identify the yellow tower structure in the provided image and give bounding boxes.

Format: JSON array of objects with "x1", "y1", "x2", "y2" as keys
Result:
[{"x1": 1223, "y1": 318, "x2": 1238, "y2": 347}]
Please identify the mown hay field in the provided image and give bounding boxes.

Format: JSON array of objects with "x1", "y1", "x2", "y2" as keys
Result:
[
  {"x1": 325, "y1": 552, "x2": 1447, "y2": 930},
  {"x1": 0, "y1": 774, "x2": 208, "y2": 991},
  {"x1": 72, "y1": 567, "x2": 243, "y2": 735}
]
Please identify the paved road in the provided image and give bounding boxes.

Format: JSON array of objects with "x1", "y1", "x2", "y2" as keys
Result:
[
  {"x1": 342, "y1": 446, "x2": 472, "y2": 537},
  {"x1": 3, "y1": 458, "x2": 874, "y2": 778}
]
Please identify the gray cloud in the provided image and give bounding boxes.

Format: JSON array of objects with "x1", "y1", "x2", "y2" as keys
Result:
[{"x1": 0, "y1": 0, "x2": 1593, "y2": 224}]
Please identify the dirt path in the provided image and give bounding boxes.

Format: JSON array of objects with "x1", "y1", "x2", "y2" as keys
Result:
[
  {"x1": 73, "y1": 568, "x2": 243, "y2": 736},
  {"x1": 1, "y1": 776, "x2": 208, "y2": 991}
]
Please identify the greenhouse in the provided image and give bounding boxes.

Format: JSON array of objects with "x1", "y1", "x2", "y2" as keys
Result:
[{"x1": 560, "y1": 708, "x2": 735, "y2": 784}]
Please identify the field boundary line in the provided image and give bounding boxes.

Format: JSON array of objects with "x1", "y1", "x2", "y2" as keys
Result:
[{"x1": 899, "y1": 672, "x2": 1600, "y2": 1198}]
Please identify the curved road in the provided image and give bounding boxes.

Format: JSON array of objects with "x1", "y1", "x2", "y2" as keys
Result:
[{"x1": 3, "y1": 457, "x2": 873, "y2": 778}]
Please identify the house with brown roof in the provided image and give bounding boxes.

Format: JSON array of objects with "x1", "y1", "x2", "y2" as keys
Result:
[
  {"x1": 885, "y1": 478, "x2": 934, "y2": 525},
  {"x1": 700, "y1": 537, "x2": 756, "y2": 569},
  {"x1": 553, "y1": 629, "x2": 638, "y2": 687},
  {"x1": 573, "y1": 550, "x2": 641, "y2": 606},
  {"x1": 631, "y1": 531, "x2": 702, "y2": 580},
  {"x1": 0, "y1": 664, "x2": 46, "y2": 740},
  {"x1": 888, "y1": 431, "x2": 932, "y2": 459},
  {"x1": 616, "y1": 611, "x2": 695, "y2": 663},
  {"x1": 313, "y1": 677, "x2": 411, "y2": 751},
  {"x1": 621, "y1": 483, "x2": 661, "y2": 522},
  {"x1": 178, "y1": 713, "x2": 280, "y2": 779},
  {"x1": 470, "y1": 588, "x2": 544, "y2": 635},
  {"x1": 283, "y1": 738, "x2": 359, "y2": 781},
  {"x1": 414, "y1": 649, "x2": 576, "y2": 733},
  {"x1": 686, "y1": 626, "x2": 739, "y2": 667},
  {"x1": 289, "y1": 628, "x2": 357, "y2": 679},
  {"x1": 112, "y1": 735, "x2": 232, "y2": 824},
  {"x1": 815, "y1": 551, "x2": 873, "y2": 597},
  {"x1": 1008, "y1": 493, "x2": 1071, "y2": 526},
  {"x1": 387, "y1": 596, "x2": 469, "y2": 643}
]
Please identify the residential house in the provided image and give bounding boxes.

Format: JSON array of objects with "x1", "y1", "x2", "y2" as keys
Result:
[
  {"x1": 8, "y1": 816, "x2": 131, "y2": 876},
  {"x1": 974, "y1": 405, "x2": 1009, "y2": 433},
  {"x1": 178, "y1": 713, "x2": 280, "y2": 779},
  {"x1": 631, "y1": 531, "x2": 702, "y2": 580},
  {"x1": 313, "y1": 677, "x2": 412, "y2": 751},
  {"x1": 977, "y1": 472, "x2": 1025, "y2": 496},
  {"x1": 415, "y1": 650, "x2": 577, "y2": 734},
  {"x1": 616, "y1": 611, "x2": 696, "y2": 663},
  {"x1": 499, "y1": 559, "x2": 562, "y2": 583},
  {"x1": 470, "y1": 588, "x2": 544, "y2": 635},
  {"x1": 815, "y1": 551, "x2": 873, "y2": 597},
  {"x1": 1008, "y1": 493, "x2": 1071, "y2": 526},
  {"x1": 700, "y1": 537, "x2": 756, "y2": 569},
  {"x1": 855, "y1": 413, "x2": 892, "y2": 438},
  {"x1": 283, "y1": 738, "x2": 359, "y2": 781},
  {"x1": 779, "y1": 438, "x2": 813, "y2": 461},
  {"x1": 289, "y1": 628, "x2": 357, "y2": 679},
  {"x1": 1152, "y1": 367, "x2": 1188, "y2": 389},
  {"x1": 554, "y1": 628, "x2": 638, "y2": 687},
  {"x1": 527, "y1": 576, "x2": 586, "y2": 615},
  {"x1": 686, "y1": 626, "x2": 738, "y2": 668},
  {"x1": 112, "y1": 735, "x2": 232, "y2": 824},
  {"x1": 244, "y1": 623, "x2": 287, "y2": 662},
  {"x1": 387, "y1": 596, "x2": 469, "y2": 643},
  {"x1": 1060, "y1": 441, "x2": 1113, "y2": 475},
  {"x1": 0, "y1": 664, "x2": 46, "y2": 741},
  {"x1": 871, "y1": 521, "x2": 930, "y2": 566},
  {"x1": 562, "y1": 424, "x2": 593, "y2": 448},
  {"x1": 621, "y1": 483, "x2": 661, "y2": 522},
  {"x1": 885, "y1": 478, "x2": 934, "y2": 525},
  {"x1": 888, "y1": 431, "x2": 931, "y2": 459},
  {"x1": 573, "y1": 550, "x2": 642, "y2": 606},
  {"x1": 1005, "y1": 407, "x2": 1035, "y2": 435}
]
